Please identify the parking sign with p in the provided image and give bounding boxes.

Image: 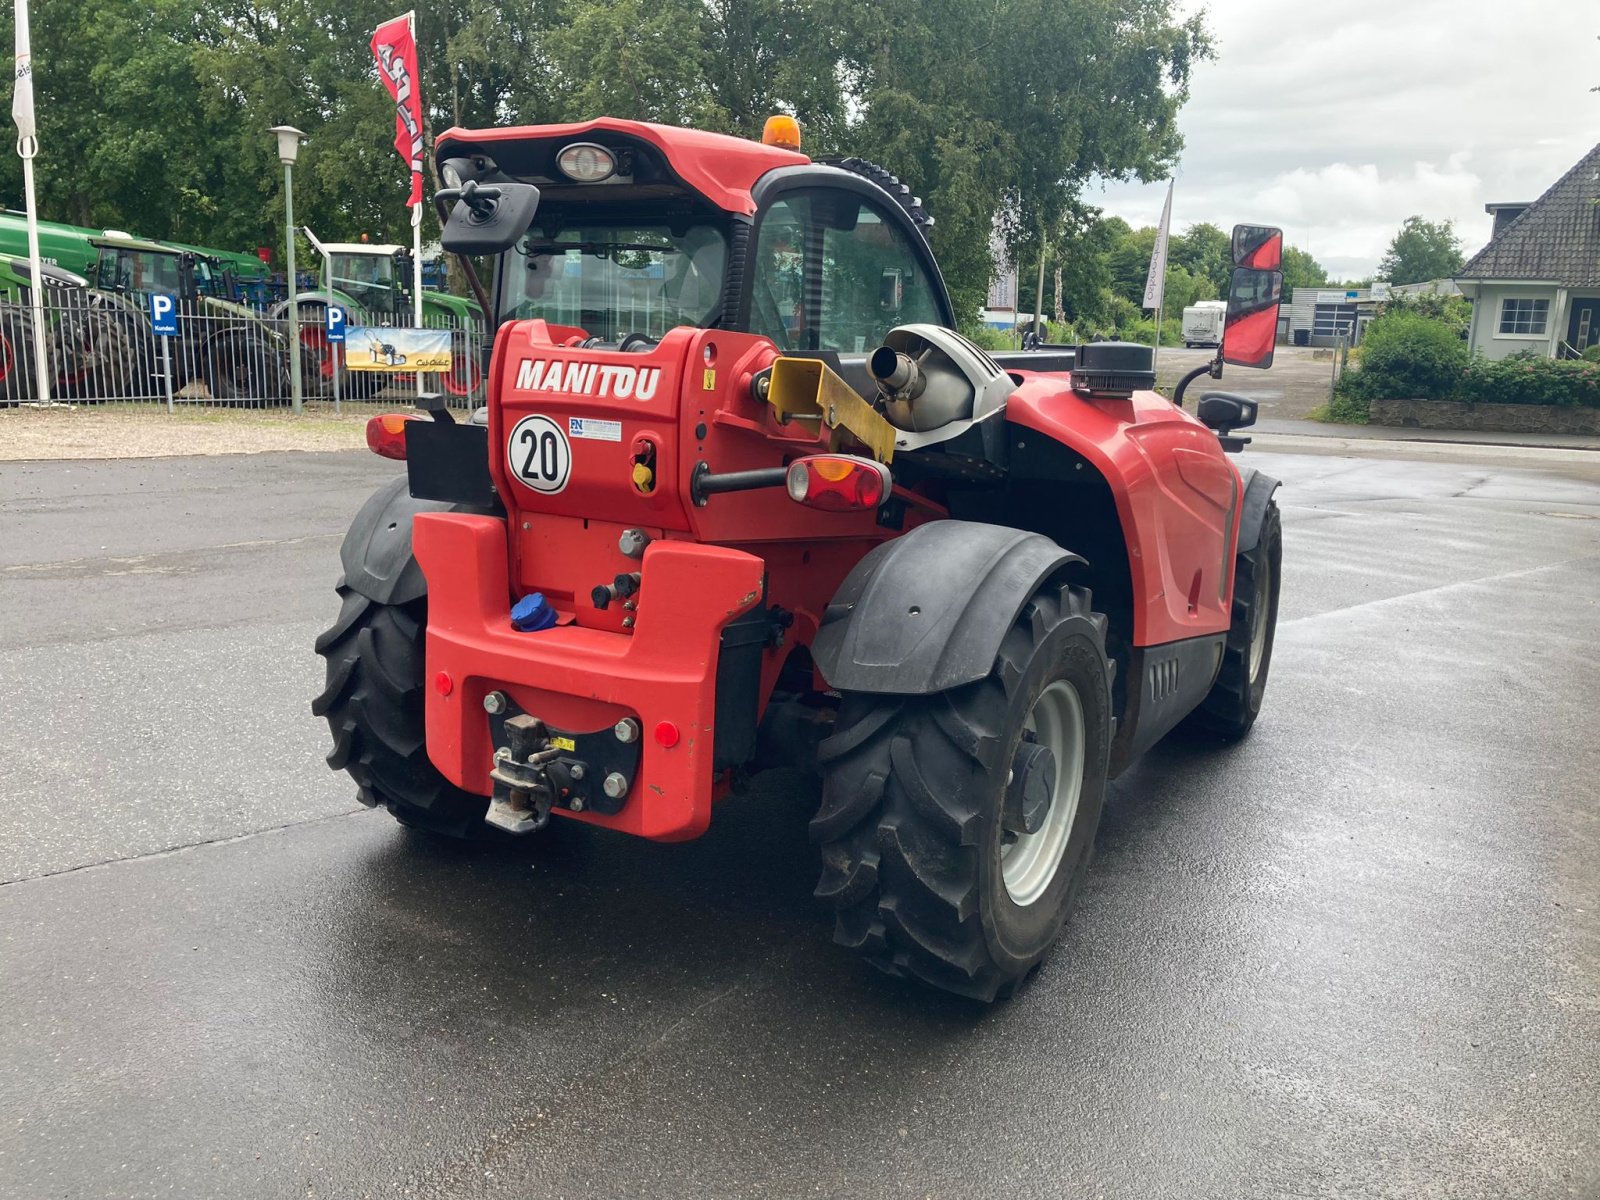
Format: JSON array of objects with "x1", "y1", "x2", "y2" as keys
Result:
[
  {"x1": 326, "y1": 304, "x2": 347, "y2": 344},
  {"x1": 149, "y1": 293, "x2": 178, "y2": 337}
]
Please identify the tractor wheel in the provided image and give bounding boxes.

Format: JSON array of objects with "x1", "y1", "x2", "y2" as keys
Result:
[
  {"x1": 1186, "y1": 499, "x2": 1282, "y2": 740},
  {"x1": 0, "y1": 307, "x2": 39, "y2": 404},
  {"x1": 812, "y1": 580, "x2": 1112, "y2": 1001},
  {"x1": 208, "y1": 330, "x2": 289, "y2": 405},
  {"x1": 312, "y1": 583, "x2": 492, "y2": 838},
  {"x1": 444, "y1": 331, "x2": 482, "y2": 398}
]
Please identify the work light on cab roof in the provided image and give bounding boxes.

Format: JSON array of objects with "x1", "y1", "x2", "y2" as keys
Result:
[{"x1": 556, "y1": 142, "x2": 616, "y2": 183}]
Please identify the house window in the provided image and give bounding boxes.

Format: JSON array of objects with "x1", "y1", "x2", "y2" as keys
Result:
[{"x1": 1498, "y1": 297, "x2": 1549, "y2": 336}]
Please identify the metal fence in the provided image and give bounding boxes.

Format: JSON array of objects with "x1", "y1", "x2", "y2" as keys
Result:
[{"x1": 0, "y1": 291, "x2": 488, "y2": 412}]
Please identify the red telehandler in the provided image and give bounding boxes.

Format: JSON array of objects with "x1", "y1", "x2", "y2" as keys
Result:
[{"x1": 314, "y1": 116, "x2": 1285, "y2": 1000}]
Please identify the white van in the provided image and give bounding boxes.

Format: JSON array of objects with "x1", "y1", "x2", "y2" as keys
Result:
[{"x1": 1181, "y1": 300, "x2": 1227, "y2": 348}]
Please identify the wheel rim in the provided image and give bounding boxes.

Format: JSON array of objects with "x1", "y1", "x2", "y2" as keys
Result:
[
  {"x1": 1248, "y1": 555, "x2": 1272, "y2": 683},
  {"x1": 1001, "y1": 679, "x2": 1086, "y2": 907}
]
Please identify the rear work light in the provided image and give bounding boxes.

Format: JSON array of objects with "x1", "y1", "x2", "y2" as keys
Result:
[
  {"x1": 785, "y1": 455, "x2": 891, "y2": 512},
  {"x1": 556, "y1": 142, "x2": 616, "y2": 183},
  {"x1": 365, "y1": 413, "x2": 415, "y2": 460}
]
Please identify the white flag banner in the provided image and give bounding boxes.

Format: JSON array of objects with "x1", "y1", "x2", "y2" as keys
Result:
[
  {"x1": 12, "y1": 0, "x2": 35, "y2": 146},
  {"x1": 1141, "y1": 179, "x2": 1174, "y2": 311}
]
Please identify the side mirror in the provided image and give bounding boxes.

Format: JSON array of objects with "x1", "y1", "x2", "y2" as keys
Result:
[
  {"x1": 1222, "y1": 266, "x2": 1282, "y2": 370},
  {"x1": 1231, "y1": 224, "x2": 1282, "y2": 271},
  {"x1": 439, "y1": 181, "x2": 541, "y2": 255},
  {"x1": 1197, "y1": 392, "x2": 1257, "y2": 432},
  {"x1": 1197, "y1": 391, "x2": 1258, "y2": 454},
  {"x1": 879, "y1": 267, "x2": 903, "y2": 313}
]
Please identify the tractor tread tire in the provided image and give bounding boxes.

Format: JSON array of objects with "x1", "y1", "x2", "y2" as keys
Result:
[
  {"x1": 812, "y1": 582, "x2": 1110, "y2": 1002},
  {"x1": 825, "y1": 157, "x2": 935, "y2": 232},
  {"x1": 1187, "y1": 500, "x2": 1282, "y2": 740},
  {"x1": 313, "y1": 580, "x2": 490, "y2": 838}
]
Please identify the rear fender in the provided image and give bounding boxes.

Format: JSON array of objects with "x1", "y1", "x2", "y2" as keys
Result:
[
  {"x1": 810, "y1": 520, "x2": 1081, "y2": 695},
  {"x1": 339, "y1": 475, "x2": 462, "y2": 606}
]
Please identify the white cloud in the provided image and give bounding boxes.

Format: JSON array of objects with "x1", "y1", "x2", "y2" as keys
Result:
[{"x1": 1090, "y1": 0, "x2": 1600, "y2": 278}]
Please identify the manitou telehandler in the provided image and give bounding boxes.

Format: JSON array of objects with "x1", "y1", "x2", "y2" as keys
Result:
[{"x1": 314, "y1": 116, "x2": 1285, "y2": 1001}]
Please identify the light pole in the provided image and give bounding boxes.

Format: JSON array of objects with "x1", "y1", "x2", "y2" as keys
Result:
[{"x1": 271, "y1": 125, "x2": 306, "y2": 414}]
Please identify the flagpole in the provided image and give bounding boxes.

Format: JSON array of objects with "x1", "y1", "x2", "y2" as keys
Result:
[
  {"x1": 409, "y1": 9, "x2": 424, "y2": 402},
  {"x1": 13, "y1": 0, "x2": 50, "y2": 404}
]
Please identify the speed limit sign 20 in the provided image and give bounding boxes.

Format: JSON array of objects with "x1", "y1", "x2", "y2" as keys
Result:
[{"x1": 506, "y1": 414, "x2": 572, "y2": 495}]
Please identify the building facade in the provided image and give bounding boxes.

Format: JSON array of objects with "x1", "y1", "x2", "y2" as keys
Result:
[{"x1": 1455, "y1": 143, "x2": 1600, "y2": 360}]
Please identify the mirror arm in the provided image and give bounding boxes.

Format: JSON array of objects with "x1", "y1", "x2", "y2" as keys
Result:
[{"x1": 1171, "y1": 354, "x2": 1223, "y2": 409}]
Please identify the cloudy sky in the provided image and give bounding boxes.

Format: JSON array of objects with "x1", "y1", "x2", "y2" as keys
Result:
[{"x1": 1090, "y1": 0, "x2": 1599, "y2": 280}]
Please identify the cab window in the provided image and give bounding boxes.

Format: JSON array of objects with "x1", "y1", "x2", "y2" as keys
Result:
[{"x1": 750, "y1": 189, "x2": 940, "y2": 353}]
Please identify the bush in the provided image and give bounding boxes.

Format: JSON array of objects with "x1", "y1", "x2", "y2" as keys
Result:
[
  {"x1": 1342, "y1": 308, "x2": 1469, "y2": 400},
  {"x1": 1457, "y1": 354, "x2": 1600, "y2": 407},
  {"x1": 1581, "y1": 344, "x2": 1600, "y2": 363},
  {"x1": 961, "y1": 324, "x2": 1012, "y2": 352},
  {"x1": 1316, "y1": 373, "x2": 1371, "y2": 423}
]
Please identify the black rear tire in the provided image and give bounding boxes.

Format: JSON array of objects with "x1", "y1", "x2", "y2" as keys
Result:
[
  {"x1": 1187, "y1": 499, "x2": 1282, "y2": 739},
  {"x1": 0, "y1": 306, "x2": 38, "y2": 404},
  {"x1": 312, "y1": 582, "x2": 492, "y2": 838},
  {"x1": 812, "y1": 580, "x2": 1112, "y2": 1001}
]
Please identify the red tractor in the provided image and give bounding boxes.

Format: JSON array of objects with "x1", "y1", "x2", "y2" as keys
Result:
[{"x1": 314, "y1": 117, "x2": 1286, "y2": 1001}]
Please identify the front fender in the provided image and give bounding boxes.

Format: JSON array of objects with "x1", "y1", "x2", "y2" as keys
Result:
[
  {"x1": 1235, "y1": 467, "x2": 1281, "y2": 554},
  {"x1": 811, "y1": 520, "x2": 1081, "y2": 695}
]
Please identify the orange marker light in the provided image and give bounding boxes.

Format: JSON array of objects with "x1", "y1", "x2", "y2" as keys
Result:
[
  {"x1": 761, "y1": 115, "x2": 802, "y2": 151},
  {"x1": 365, "y1": 413, "x2": 415, "y2": 460}
]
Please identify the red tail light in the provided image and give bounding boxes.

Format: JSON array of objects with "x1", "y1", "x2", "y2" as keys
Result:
[
  {"x1": 366, "y1": 414, "x2": 414, "y2": 460},
  {"x1": 785, "y1": 455, "x2": 891, "y2": 512}
]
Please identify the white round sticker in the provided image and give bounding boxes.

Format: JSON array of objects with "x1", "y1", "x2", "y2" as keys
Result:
[{"x1": 507, "y1": 414, "x2": 572, "y2": 494}]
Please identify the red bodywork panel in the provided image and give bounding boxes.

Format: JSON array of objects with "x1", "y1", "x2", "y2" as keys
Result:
[
  {"x1": 434, "y1": 118, "x2": 809, "y2": 216},
  {"x1": 1005, "y1": 377, "x2": 1242, "y2": 646},
  {"x1": 416, "y1": 319, "x2": 907, "y2": 839}
]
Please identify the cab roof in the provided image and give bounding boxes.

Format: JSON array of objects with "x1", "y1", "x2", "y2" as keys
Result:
[{"x1": 434, "y1": 117, "x2": 810, "y2": 217}]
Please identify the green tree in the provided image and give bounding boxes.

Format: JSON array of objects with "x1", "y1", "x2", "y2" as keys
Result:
[
  {"x1": 1279, "y1": 246, "x2": 1328, "y2": 297},
  {"x1": 1378, "y1": 215, "x2": 1464, "y2": 286},
  {"x1": 1171, "y1": 221, "x2": 1231, "y2": 297}
]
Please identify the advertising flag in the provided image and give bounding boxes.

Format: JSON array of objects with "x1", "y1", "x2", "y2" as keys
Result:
[
  {"x1": 1141, "y1": 180, "x2": 1174, "y2": 312},
  {"x1": 370, "y1": 13, "x2": 423, "y2": 206},
  {"x1": 12, "y1": 0, "x2": 36, "y2": 145}
]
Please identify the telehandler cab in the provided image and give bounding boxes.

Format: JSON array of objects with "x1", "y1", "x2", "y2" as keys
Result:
[{"x1": 314, "y1": 116, "x2": 1286, "y2": 1000}]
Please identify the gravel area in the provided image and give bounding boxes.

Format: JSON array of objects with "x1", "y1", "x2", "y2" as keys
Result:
[{"x1": 0, "y1": 405, "x2": 369, "y2": 461}]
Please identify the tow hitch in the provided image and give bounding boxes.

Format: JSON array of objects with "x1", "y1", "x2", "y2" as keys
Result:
[{"x1": 484, "y1": 699, "x2": 641, "y2": 833}]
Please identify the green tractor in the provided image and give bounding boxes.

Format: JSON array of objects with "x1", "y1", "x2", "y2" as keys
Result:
[
  {"x1": 0, "y1": 254, "x2": 87, "y2": 402},
  {"x1": 273, "y1": 228, "x2": 483, "y2": 399},
  {"x1": 83, "y1": 234, "x2": 290, "y2": 401}
]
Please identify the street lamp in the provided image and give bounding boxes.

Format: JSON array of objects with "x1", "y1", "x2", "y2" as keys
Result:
[{"x1": 271, "y1": 125, "x2": 306, "y2": 413}]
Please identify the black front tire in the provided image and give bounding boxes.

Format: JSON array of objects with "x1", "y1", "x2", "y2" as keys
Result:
[
  {"x1": 812, "y1": 581, "x2": 1113, "y2": 1001},
  {"x1": 312, "y1": 582, "x2": 492, "y2": 838},
  {"x1": 1187, "y1": 499, "x2": 1282, "y2": 739}
]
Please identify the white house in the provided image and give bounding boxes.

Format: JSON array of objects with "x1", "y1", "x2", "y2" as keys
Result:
[{"x1": 1454, "y1": 143, "x2": 1600, "y2": 360}]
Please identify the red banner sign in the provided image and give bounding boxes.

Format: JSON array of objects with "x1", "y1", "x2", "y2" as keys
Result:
[{"x1": 370, "y1": 14, "x2": 423, "y2": 207}]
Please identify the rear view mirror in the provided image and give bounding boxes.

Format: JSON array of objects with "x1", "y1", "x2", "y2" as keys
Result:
[
  {"x1": 1232, "y1": 224, "x2": 1282, "y2": 271},
  {"x1": 438, "y1": 181, "x2": 541, "y2": 255},
  {"x1": 880, "y1": 268, "x2": 903, "y2": 312},
  {"x1": 1222, "y1": 266, "x2": 1282, "y2": 370}
]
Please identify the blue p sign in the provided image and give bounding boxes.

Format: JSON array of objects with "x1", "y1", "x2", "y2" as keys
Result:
[
  {"x1": 149, "y1": 293, "x2": 178, "y2": 337},
  {"x1": 326, "y1": 305, "x2": 346, "y2": 344}
]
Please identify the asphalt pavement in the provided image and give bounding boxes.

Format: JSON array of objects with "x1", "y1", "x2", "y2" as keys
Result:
[{"x1": 2, "y1": 446, "x2": 1598, "y2": 1199}]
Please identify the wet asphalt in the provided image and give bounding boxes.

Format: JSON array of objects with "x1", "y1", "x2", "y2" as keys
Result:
[{"x1": 1, "y1": 445, "x2": 1597, "y2": 1199}]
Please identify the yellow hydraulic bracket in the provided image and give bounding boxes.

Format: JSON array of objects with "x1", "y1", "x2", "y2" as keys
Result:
[{"x1": 766, "y1": 357, "x2": 897, "y2": 464}]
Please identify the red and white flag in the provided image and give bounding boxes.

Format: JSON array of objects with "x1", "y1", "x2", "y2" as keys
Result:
[{"x1": 370, "y1": 13, "x2": 423, "y2": 207}]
